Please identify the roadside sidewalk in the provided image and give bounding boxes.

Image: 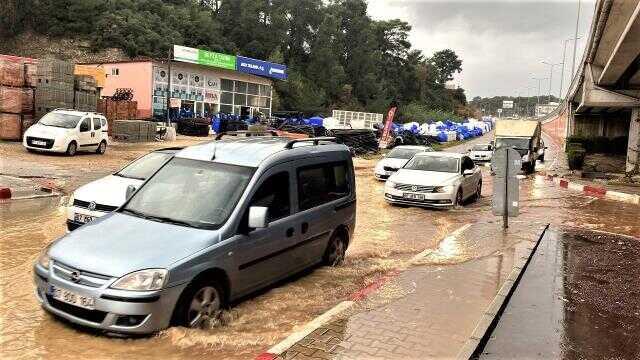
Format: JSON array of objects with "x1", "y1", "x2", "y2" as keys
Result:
[
  {"x1": 258, "y1": 221, "x2": 549, "y2": 360},
  {"x1": 540, "y1": 174, "x2": 640, "y2": 205}
]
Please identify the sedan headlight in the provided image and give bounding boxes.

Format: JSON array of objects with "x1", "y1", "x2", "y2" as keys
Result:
[
  {"x1": 386, "y1": 180, "x2": 397, "y2": 189},
  {"x1": 37, "y1": 251, "x2": 51, "y2": 269},
  {"x1": 433, "y1": 185, "x2": 454, "y2": 193},
  {"x1": 111, "y1": 269, "x2": 168, "y2": 291}
]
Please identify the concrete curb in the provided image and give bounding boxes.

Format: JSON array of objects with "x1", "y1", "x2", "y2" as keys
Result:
[
  {"x1": 456, "y1": 224, "x2": 550, "y2": 360},
  {"x1": 541, "y1": 174, "x2": 640, "y2": 205},
  {"x1": 0, "y1": 185, "x2": 59, "y2": 200},
  {"x1": 256, "y1": 223, "x2": 472, "y2": 359}
]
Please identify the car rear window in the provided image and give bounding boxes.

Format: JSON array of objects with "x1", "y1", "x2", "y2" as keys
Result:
[{"x1": 297, "y1": 162, "x2": 349, "y2": 211}]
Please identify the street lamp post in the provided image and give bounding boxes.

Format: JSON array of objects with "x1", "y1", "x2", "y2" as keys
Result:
[
  {"x1": 560, "y1": 37, "x2": 581, "y2": 99},
  {"x1": 571, "y1": 0, "x2": 582, "y2": 77},
  {"x1": 542, "y1": 61, "x2": 562, "y2": 104},
  {"x1": 531, "y1": 77, "x2": 548, "y2": 117}
]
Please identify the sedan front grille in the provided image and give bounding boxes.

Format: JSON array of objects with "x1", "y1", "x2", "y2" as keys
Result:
[
  {"x1": 52, "y1": 261, "x2": 113, "y2": 288},
  {"x1": 394, "y1": 183, "x2": 435, "y2": 193},
  {"x1": 73, "y1": 199, "x2": 118, "y2": 212}
]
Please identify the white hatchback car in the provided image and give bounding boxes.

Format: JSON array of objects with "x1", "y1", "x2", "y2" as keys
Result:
[
  {"x1": 469, "y1": 143, "x2": 494, "y2": 162},
  {"x1": 23, "y1": 109, "x2": 109, "y2": 156},
  {"x1": 384, "y1": 152, "x2": 482, "y2": 208},
  {"x1": 374, "y1": 145, "x2": 433, "y2": 180},
  {"x1": 66, "y1": 148, "x2": 180, "y2": 231}
]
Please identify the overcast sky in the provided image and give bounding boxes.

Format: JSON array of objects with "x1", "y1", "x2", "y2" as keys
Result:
[{"x1": 367, "y1": 0, "x2": 596, "y2": 99}]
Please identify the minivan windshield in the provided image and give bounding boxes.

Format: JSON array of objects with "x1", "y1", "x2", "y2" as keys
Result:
[
  {"x1": 404, "y1": 156, "x2": 459, "y2": 173},
  {"x1": 122, "y1": 158, "x2": 254, "y2": 229},
  {"x1": 116, "y1": 152, "x2": 173, "y2": 180},
  {"x1": 495, "y1": 137, "x2": 530, "y2": 150},
  {"x1": 38, "y1": 113, "x2": 82, "y2": 129},
  {"x1": 387, "y1": 148, "x2": 428, "y2": 159}
]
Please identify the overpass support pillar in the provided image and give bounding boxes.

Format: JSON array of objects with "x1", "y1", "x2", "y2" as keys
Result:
[{"x1": 627, "y1": 108, "x2": 640, "y2": 175}]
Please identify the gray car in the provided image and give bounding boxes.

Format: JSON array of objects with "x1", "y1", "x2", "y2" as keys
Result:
[{"x1": 33, "y1": 136, "x2": 356, "y2": 334}]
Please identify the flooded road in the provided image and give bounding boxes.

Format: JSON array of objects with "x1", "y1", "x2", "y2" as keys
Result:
[{"x1": 2, "y1": 139, "x2": 640, "y2": 359}]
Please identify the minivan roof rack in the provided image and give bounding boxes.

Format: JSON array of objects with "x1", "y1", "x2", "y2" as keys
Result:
[
  {"x1": 284, "y1": 137, "x2": 337, "y2": 149},
  {"x1": 215, "y1": 130, "x2": 278, "y2": 140}
]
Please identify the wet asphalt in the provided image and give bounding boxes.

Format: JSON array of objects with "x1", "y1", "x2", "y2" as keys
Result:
[{"x1": 1, "y1": 135, "x2": 639, "y2": 359}]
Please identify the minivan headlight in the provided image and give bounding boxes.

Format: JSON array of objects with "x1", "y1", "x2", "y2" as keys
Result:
[
  {"x1": 37, "y1": 251, "x2": 51, "y2": 269},
  {"x1": 386, "y1": 180, "x2": 396, "y2": 189},
  {"x1": 111, "y1": 269, "x2": 168, "y2": 291}
]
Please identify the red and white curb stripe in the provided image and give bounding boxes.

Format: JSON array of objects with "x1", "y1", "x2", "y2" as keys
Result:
[
  {"x1": 541, "y1": 174, "x2": 640, "y2": 205},
  {"x1": 256, "y1": 223, "x2": 472, "y2": 359}
]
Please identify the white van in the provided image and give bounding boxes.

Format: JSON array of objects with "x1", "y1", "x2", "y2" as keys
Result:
[{"x1": 23, "y1": 109, "x2": 109, "y2": 156}]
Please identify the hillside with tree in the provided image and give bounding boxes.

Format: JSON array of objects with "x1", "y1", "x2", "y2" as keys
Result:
[{"x1": 1, "y1": 0, "x2": 474, "y2": 120}]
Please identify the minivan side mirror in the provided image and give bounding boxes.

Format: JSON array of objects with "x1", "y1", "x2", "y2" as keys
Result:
[
  {"x1": 463, "y1": 169, "x2": 474, "y2": 176},
  {"x1": 248, "y1": 206, "x2": 269, "y2": 228},
  {"x1": 126, "y1": 185, "x2": 137, "y2": 199}
]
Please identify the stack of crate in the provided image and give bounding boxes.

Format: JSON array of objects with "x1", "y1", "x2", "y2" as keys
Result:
[
  {"x1": 74, "y1": 75, "x2": 98, "y2": 112},
  {"x1": 34, "y1": 59, "x2": 75, "y2": 118},
  {"x1": 97, "y1": 98, "x2": 138, "y2": 134},
  {"x1": 0, "y1": 56, "x2": 36, "y2": 141},
  {"x1": 112, "y1": 120, "x2": 155, "y2": 142}
]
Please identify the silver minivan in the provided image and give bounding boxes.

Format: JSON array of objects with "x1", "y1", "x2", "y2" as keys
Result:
[{"x1": 33, "y1": 136, "x2": 356, "y2": 334}]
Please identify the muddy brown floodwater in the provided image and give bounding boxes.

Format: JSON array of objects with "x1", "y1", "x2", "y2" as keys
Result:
[{"x1": 2, "y1": 148, "x2": 640, "y2": 359}]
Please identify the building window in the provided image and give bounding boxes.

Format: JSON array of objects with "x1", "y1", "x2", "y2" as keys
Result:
[
  {"x1": 221, "y1": 79, "x2": 234, "y2": 92},
  {"x1": 221, "y1": 91, "x2": 233, "y2": 104},
  {"x1": 111, "y1": 68, "x2": 119, "y2": 76}
]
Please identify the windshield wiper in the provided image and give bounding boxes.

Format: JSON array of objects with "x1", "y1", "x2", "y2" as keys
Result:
[
  {"x1": 114, "y1": 173, "x2": 145, "y2": 180},
  {"x1": 122, "y1": 209, "x2": 196, "y2": 228}
]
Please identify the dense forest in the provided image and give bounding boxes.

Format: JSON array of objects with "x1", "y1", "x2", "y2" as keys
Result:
[{"x1": 1, "y1": 0, "x2": 473, "y2": 120}]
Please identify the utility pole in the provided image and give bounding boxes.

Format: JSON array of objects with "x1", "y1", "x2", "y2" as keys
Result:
[
  {"x1": 560, "y1": 37, "x2": 581, "y2": 99},
  {"x1": 571, "y1": 0, "x2": 582, "y2": 77},
  {"x1": 166, "y1": 47, "x2": 172, "y2": 126},
  {"x1": 542, "y1": 61, "x2": 562, "y2": 104}
]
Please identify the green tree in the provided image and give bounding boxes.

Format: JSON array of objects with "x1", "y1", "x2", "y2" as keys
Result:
[{"x1": 428, "y1": 49, "x2": 462, "y2": 85}]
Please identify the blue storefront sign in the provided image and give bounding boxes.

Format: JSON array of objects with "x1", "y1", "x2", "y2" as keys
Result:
[{"x1": 236, "y1": 56, "x2": 287, "y2": 80}]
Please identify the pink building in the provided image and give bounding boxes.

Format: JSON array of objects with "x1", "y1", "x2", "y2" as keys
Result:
[{"x1": 83, "y1": 60, "x2": 273, "y2": 120}]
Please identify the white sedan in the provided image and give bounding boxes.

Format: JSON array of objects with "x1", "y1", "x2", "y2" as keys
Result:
[
  {"x1": 374, "y1": 145, "x2": 433, "y2": 180},
  {"x1": 66, "y1": 148, "x2": 180, "y2": 231},
  {"x1": 384, "y1": 152, "x2": 482, "y2": 208}
]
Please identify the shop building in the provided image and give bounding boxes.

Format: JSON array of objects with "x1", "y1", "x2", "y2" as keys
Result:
[{"x1": 84, "y1": 54, "x2": 278, "y2": 120}]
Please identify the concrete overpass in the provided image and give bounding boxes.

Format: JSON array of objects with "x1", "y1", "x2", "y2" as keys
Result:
[{"x1": 562, "y1": 0, "x2": 640, "y2": 174}]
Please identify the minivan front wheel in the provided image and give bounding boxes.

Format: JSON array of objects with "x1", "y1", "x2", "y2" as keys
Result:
[
  {"x1": 174, "y1": 280, "x2": 225, "y2": 329},
  {"x1": 66, "y1": 141, "x2": 77, "y2": 156},
  {"x1": 96, "y1": 141, "x2": 107, "y2": 155},
  {"x1": 323, "y1": 233, "x2": 346, "y2": 266}
]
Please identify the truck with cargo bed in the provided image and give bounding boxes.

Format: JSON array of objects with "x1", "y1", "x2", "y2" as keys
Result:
[{"x1": 493, "y1": 119, "x2": 545, "y2": 173}]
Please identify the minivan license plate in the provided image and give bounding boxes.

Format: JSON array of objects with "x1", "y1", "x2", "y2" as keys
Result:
[
  {"x1": 49, "y1": 285, "x2": 95, "y2": 310},
  {"x1": 403, "y1": 193, "x2": 425, "y2": 201},
  {"x1": 33, "y1": 140, "x2": 47, "y2": 146},
  {"x1": 74, "y1": 213, "x2": 95, "y2": 224}
]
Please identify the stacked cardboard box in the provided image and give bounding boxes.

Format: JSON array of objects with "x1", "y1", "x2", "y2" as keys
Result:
[{"x1": 0, "y1": 56, "x2": 36, "y2": 140}]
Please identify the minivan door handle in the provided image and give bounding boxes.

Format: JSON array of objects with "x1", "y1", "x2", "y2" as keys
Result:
[
  {"x1": 301, "y1": 222, "x2": 309, "y2": 234},
  {"x1": 286, "y1": 228, "x2": 294, "y2": 237}
]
